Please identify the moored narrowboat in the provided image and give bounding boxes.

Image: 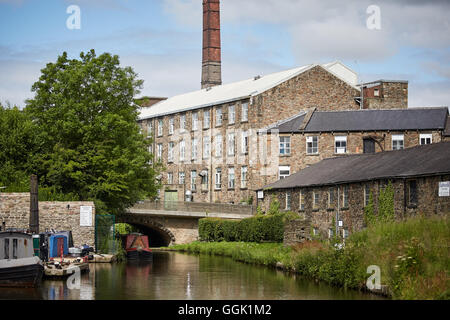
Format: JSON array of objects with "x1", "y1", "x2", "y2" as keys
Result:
[
  {"x1": 123, "y1": 233, "x2": 153, "y2": 261},
  {"x1": 0, "y1": 231, "x2": 44, "y2": 288}
]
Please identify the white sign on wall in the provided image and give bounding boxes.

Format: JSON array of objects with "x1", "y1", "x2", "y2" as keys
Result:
[
  {"x1": 257, "y1": 190, "x2": 264, "y2": 199},
  {"x1": 80, "y1": 206, "x2": 93, "y2": 227},
  {"x1": 439, "y1": 181, "x2": 450, "y2": 197}
]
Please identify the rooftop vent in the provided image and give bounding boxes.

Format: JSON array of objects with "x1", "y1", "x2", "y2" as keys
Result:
[{"x1": 254, "y1": 75, "x2": 261, "y2": 81}]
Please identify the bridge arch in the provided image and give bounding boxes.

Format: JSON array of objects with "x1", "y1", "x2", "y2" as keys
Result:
[{"x1": 117, "y1": 215, "x2": 176, "y2": 247}]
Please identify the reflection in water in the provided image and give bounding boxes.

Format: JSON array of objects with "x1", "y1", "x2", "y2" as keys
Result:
[{"x1": 0, "y1": 252, "x2": 385, "y2": 300}]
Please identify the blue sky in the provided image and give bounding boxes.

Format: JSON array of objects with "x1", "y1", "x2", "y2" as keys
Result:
[{"x1": 1, "y1": 0, "x2": 449, "y2": 108}]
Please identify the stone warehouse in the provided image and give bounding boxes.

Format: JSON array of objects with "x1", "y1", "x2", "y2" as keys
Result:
[
  {"x1": 137, "y1": 62, "x2": 415, "y2": 205},
  {"x1": 259, "y1": 142, "x2": 450, "y2": 240},
  {"x1": 0, "y1": 193, "x2": 95, "y2": 247},
  {"x1": 258, "y1": 107, "x2": 449, "y2": 188}
]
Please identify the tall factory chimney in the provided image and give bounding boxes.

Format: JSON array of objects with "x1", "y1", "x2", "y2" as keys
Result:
[{"x1": 201, "y1": 0, "x2": 222, "y2": 89}]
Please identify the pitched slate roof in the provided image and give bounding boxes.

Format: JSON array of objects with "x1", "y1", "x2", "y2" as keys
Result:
[
  {"x1": 263, "y1": 142, "x2": 450, "y2": 190},
  {"x1": 268, "y1": 107, "x2": 448, "y2": 133},
  {"x1": 138, "y1": 62, "x2": 359, "y2": 120}
]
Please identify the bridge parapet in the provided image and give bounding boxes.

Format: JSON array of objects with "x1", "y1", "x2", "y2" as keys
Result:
[{"x1": 131, "y1": 201, "x2": 255, "y2": 217}]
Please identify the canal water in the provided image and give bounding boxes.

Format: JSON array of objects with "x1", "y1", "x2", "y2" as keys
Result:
[{"x1": 0, "y1": 252, "x2": 385, "y2": 300}]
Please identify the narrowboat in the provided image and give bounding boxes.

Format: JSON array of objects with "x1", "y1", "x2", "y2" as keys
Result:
[
  {"x1": 0, "y1": 231, "x2": 44, "y2": 288},
  {"x1": 123, "y1": 233, "x2": 153, "y2": 261}
]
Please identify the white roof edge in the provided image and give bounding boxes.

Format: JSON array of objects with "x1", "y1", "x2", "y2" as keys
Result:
[
  {"x1": 258, "y1": 110, "x2": 308, "y2": 134},
  {"x1": 139, "y1": 95, "x2": 252, "y2": 121},
  {"x1": 139, "y1": 62, "x2": 360, "y2": 120}
]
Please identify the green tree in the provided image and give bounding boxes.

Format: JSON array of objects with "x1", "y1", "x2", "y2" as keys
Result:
[
  {"x1": 0, "y1": 103, "x2": 38, "y2": 191},
  {"x1": 25, "y1": 50, "x2": 160, "y2": 215}
]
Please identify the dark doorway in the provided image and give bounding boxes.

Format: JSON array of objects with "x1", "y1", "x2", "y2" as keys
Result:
[{"x1": 363, "y1": 138, "x2": 376, "y2": 154}]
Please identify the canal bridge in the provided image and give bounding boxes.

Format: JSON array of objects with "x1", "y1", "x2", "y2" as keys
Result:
[{"x1": 117, "y1": 201, "x2": 255, "y2": 247}]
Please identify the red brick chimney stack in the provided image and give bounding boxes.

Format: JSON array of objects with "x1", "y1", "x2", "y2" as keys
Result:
[{"x1": 201, "y1": 0, "x2": 222, "y2": 89}]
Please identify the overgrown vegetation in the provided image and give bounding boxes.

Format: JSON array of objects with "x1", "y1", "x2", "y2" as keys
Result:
[
  {"x1": 172, "y1": 216, "x2": 450, "y2": 300},
  {"x1": 199, "y1": 211, "x2": 298, "y2": 243},
  {"x1": 364, "y1": 181, "x2": 395, "y2": 226}
]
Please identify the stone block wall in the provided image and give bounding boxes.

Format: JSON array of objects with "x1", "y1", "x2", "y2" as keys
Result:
[
  {"x1": 283, "y1": 219, "x2": 311, "y2": 246},
  {"x1": 0, "y1": 193, "x2": 95, "y2": 247},
  {"x1": 264, "y1": 174, "x2": 450, "y2": 239}
]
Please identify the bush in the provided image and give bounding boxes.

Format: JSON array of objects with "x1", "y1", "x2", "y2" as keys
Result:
[{"x1": 198, "y1": 213, "x2": 289, "y2": 243}]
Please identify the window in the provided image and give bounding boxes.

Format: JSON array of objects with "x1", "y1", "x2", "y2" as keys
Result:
[
  {"x1": 343, "y1": 229, "x2": 349, "y2": 239},
  {"x1": 148, "y1": 145, "x2": 153, "y2": 165},
  {"x1": 299, "y1": 191, "x2": 305, "y2": 211},
  {"x1": 180, "y1": 140, "x2": 186, "y2": 162},
  {"x1": 279, "y1": 166, "x2": 290, "y2": 179},
  {"x1": 192, "y1": 138, "x2": 199, "y2": 160},
  {"x1": 215, "y1": 168, "x2": 222, "y2": 190},
  {"x1": 313, "y1": 192, "x2": 320, "y2": 210},
  {"x1": 203, "y1": 137, "x2": 211, "y2": 159},
  {"x1": 158, "y1": 119, "x2": 163, "y2": 137},
  {"x1": 328, "y1": 188, "x2": 334, "y2": 208},
  {"x1": 420, "y1": 134, "x2": 432, "y2": 145},
  {"x1": 191, "y1": 171, "x2": 197, "y2": 191},
  {"x1": 228, "y1": 133, "x2": 235, "y2": 156},
  {"x1": 364, "y1": 184, "x2": 371, "y2": 207},
  {"x1": 335, "y1": 136, "x2": 347, "y2": 154},
  {"x1": 201, "y1": 170, "x2": 208, "y2": 190},
  {"x1": 241, "y1": 131, "x2": 249, "y2": 154},
  {"x1": 147, "y1": 122, "x2": 153, "y2": 138},
  {"x1": 306, "y1": 136, "x2": 319, "y2": 154},
  {"x1": 179, "y1": 172, "x2": 185, "y2": 185},
  {"x1": 241, "y1": 166, "x2": 248, "y2": 189},
  {"x1": 342, "y1": 186, "x2": 349, "y2": 208},
  {"x1": 392, "y1": 134, "x2": 404, "y2": 150},
  {"x1": 203, "y1": 110, "x2": 210, "y2": 129},
  {"x1": 374, "y1": 88, "x2": 380, "y2": 97},
  {"x1": 228, "y1": 168, "x2": 235, "y2": 189},
  {"x1": 192, "y1": 112, "x2": 199, "y2": 131},
  {"x1": 216, "y1": 108, "x2": 223, "y2": 126},
  {"x1": 12, "y1": 239, "x2": 17, "y2": 259},
  {"x1": 157, "y1": 144, "x2": 163, "y2": 161},
  {"x1": 168, "y1": 142, "x2": 174, "y2": 163},
  {"x1": 169, "y1": 117, "x2": 174, "y2": 135},
  {"x1": 228, "y1": 105, "x2": 235, "y2": 124},
  {"x1": 313, "y1": 228, "x2": 319, "y2": 236},
  {"x1": 286, "y1": 192, "x2": 291, "y2": 210},
  {"x1": 215, "y1": 134, "x2": 222, "y2": 157},
  {"x1": 328, "y1": 229, "x2": 334, "y2": 239},
  {"x1": 180, "y1": 115, "x2": 186, "y2": 132},
  {"x1": 167, "y1": 172, "x2": 174, "y2": 185},
  {"x1": 4, "y1": 238, "x2": 9, "y2": 259},
  {"x1": 408, "y1": 180, "x2": 418, "y2": 206},
  {"x1": 242, "y1": 102, "x2": 248, "y2": 122},
  {"x1": 279, "y1": 136, "x2": 291, "y2": 155}
]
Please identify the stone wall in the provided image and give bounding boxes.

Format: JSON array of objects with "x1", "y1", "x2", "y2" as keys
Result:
[
  {"x1": 0, "y1": 193, "x2": 95, "y2": 247},
  {"x1": 364, "y1": 81, "x2": 408, "y2": 110},
  {"x1": 283, "y1": 219, "x2": 311, "y2": 246},
  {"x1": 264, "y1": 174, "x2": 450, "y2": 239}
]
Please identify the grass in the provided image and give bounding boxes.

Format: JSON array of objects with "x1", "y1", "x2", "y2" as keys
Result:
[{"x1": 168, "y1": 215, "x2": 450, "y2": 300}]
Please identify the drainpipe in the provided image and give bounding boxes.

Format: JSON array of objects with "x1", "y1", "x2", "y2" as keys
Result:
[
  {"x1": 403, "y1": 178, "x2": 407, "y2": 221},
  {"x1": 336, "y1": 185, "x2": 340, "y2": 238}
]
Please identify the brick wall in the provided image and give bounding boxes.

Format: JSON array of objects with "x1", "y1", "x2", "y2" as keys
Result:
[{"x1": 0, "y1": 193, "x2": 95, "y2": 247}]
